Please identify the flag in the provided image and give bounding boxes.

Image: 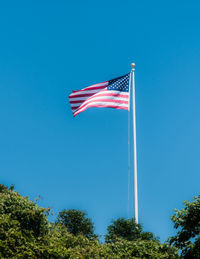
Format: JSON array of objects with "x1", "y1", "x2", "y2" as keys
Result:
[{"x1": 69, "y1": 73, "x2": 130, "y2": 117}]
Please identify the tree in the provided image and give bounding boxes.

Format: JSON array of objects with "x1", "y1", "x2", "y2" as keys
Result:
[
  {"x1": 105, "y1": 217, "x2": 157, "y2": 243},
  {"x1": 0, "y1": 184, "x2": 49, "y2": 238},
  {"x1": 105, "y1": 238, "x2": 179, "y2": 259},
  {"x1": 57, "y1": 209, "x2": 96, "y2": 239},
  {"x1": 169, "y1": 195, "x2": 200, "y2": 258},
  {"x1": 0, "y1": 184, "x2": 50, "y2": 258},
  {"x1": 0, "y1": 184, "x2": 179, "y2": 258}
]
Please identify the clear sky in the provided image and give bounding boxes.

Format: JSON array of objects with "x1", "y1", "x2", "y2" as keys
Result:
[{"x1": 1, "y1": 0, "x2": 200, "y2": 242}]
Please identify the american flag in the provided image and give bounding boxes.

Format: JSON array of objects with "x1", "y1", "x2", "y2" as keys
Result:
[{"x1": 69, "y1": 73, "x2": 130, "y2": 117}]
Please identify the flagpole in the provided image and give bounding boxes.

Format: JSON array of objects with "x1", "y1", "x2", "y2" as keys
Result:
[{"x1": 131, "y1": 63, "x2": 138, "y2": 224}]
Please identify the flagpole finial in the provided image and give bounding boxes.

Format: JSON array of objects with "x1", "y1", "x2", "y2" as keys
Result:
[{"x1": 131, "y1": 63, "x2": 135, "y2": 69}]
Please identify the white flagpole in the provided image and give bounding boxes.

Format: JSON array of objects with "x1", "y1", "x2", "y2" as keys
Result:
[
  {"x1": 131, "y1": 63, "x2": 138, "y2": 223},
  {"x1": 127, "y1": 72, "x2": 131, "y2": 219}
]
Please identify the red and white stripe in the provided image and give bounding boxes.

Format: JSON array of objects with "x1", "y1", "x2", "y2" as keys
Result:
[{"x1": 69, "y1": 81, "x2": 129, "y2": 117}]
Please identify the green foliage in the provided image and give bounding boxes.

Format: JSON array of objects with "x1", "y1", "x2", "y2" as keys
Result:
[
  {"x1": 105, "y1": 217, "x2": 157, "y2": 243},
  {"x1": 106, "y1": 238, "x2": 179, "y2": 259},
  {"x1": 0, "y1": 184, "x2": 50, "y2": 258},
  {"x1": 57, "y1": 209, "x2": 96, "y2": 239},
  {"x1": 0, "y1": 184, "x2": 179, "y2": 258},
  {"x1": 169, "y1": 195, "x2": 200, "y2": 258},
  {"x1": 0, "y1": 183, "x2": 14, "y2": 192},
  {"x1": 0, "y1": 184, "x2": 49, "y2": 238}
]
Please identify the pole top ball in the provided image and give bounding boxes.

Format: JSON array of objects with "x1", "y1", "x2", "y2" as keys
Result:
[{"x1": 131, "y1": 63, "x2": 135, "y2": 68}]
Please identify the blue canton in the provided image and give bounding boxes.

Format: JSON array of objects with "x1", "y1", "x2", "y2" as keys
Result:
[{"x1": 107, "y1": 73, "x2": 130, "y2": 92}]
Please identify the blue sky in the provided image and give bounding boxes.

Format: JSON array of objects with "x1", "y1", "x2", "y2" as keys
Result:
[{"x1": 1, "y1": 0, "x2": 200, "y2": 241}]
